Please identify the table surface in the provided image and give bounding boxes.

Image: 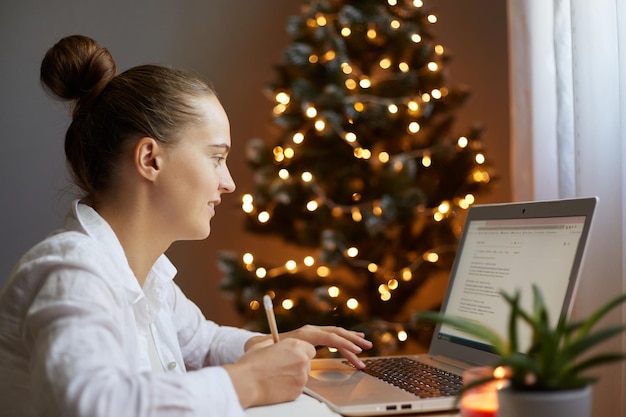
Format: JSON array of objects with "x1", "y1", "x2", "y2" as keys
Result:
[{"x1": 245, "y1": 394, "x2": 461, "y2": 417}]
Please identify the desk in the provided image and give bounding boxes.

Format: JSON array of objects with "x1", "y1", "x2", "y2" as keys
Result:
[{"x1": 245, "y1": 394, "x2": 461, "y2": 417}]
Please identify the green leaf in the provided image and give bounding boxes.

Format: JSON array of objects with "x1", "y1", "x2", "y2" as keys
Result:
[
  {"x1": 567, "y1": 352, "x2": 626, "y2": 377},
  {"x1": 415, "y1": 311, "x2": 507, "y2": 354},
  {"x1": 563, "y1": 324, "x2": 626, "y2": 360},
  {"x1": 576, "y1": 293, "x2": 626, "y2": 336}
]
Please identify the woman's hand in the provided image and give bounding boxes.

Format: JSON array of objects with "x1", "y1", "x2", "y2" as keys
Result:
[
  {"x1": 224, "y1": 338, "x2": 315, "y2": 408},
  {"x1": 245, "y1": 325, "x2": 373, "y2": 369}
]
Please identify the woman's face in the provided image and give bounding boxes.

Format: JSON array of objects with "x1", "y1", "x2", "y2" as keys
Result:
[{"x1": 154, "y1": 94, "x2": 236, "y2": 241}]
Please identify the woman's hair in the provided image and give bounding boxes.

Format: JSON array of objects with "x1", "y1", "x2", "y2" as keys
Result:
[{"x1": 40, "y1": 34, "x2": 215, "y2": 198}]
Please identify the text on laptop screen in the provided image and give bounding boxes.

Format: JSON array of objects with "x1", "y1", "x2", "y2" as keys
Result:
[{"x1": 438, "y1": 215, "x2": 587, "y2": 353}]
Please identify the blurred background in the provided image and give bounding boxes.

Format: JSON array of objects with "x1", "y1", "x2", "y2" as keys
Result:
[{"x1": 0, "y1": 0, "x2": 509, "y2": 327}]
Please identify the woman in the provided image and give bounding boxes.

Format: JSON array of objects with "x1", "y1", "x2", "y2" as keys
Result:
[{"x1": 0, "y1": 35, "x2": 371, "y2": 417}]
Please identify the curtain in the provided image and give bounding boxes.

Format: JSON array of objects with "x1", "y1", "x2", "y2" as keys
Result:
[{"x1": 507, "y1": 0, "x2": 626, "y2": 415}]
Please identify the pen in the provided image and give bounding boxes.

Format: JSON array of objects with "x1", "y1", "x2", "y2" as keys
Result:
[{"x1": 263, "y1": 295, "x2": 280, "y2": 343}]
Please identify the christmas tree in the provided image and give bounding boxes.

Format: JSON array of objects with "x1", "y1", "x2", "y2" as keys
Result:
[{"x1": 218, "y1": 0, "x2": 493, "y2": 355}]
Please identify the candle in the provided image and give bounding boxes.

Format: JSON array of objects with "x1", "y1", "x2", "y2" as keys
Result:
[
  {"x1": 461, "y1": 390, "x2": 498, "y2": 417},
  {"x1": 460, "y1": 366, "x2": 508, "y2": 417}
]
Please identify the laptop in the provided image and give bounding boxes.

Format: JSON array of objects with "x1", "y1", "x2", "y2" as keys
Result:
[{"x1": 304, "y1": 197, "x2": 598, "y2": 415}]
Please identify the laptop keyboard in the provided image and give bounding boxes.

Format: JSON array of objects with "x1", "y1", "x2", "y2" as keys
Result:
[{"x1": 350, "y1": 357, "x2": 463, "y2": 398}]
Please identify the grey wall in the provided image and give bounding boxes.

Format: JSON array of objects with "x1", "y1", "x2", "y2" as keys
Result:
[{"x1": 0, "y1": 1, "x2": 509, "y2": 327}]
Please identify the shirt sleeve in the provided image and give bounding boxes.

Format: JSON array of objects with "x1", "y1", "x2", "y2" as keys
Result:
[
  {"x1": 168, "y1": 282, "x2": 262, "y2": 367},
  {"x1": 24, "y1": 264, "x2": 246, "y2": 417}
]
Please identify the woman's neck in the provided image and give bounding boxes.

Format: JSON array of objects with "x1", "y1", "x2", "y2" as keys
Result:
[{"x1": 92, "y1": 195, "x2": 170, "y2": 287}]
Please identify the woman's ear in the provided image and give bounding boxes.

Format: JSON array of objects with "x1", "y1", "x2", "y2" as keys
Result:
[{"x1": 134, "y1": 137, "x2": 163, "y2": 182}]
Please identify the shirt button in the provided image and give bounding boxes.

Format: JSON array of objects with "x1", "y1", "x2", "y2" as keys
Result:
[{"x1": 167, "y1": 362, "x2": 177, "y2": 370}]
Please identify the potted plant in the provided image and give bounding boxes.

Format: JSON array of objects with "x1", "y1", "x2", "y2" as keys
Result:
[{"x1": 415, "y1": 285, "x2": 626, "y2": 417}]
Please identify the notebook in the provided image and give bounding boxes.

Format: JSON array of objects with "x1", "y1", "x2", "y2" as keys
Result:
[{"x1": 304, "y1": 197, "x2": 598, "y2": 415}]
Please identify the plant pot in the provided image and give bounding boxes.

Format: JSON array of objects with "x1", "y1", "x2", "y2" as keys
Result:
[{"x1": 497, "y1": 385, "x2": 592, "y2": 417}]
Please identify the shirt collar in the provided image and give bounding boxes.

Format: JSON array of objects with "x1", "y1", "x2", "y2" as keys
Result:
[{"x1": 67, "y1": 200, "x2": 178, "y2": 316}]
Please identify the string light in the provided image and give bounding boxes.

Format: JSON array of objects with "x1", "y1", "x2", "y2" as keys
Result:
[
  {"x1": 424, "y1": 252, "x2": 439, "y2": 263},
  {"x1": 275, "y1": 92, "x2": 290, "y2": 104},
  {"x1": 285, "y1": 260, "x2": 297, "y2": 271},
  {"x1": 278, "y1": 169, "x2": 289, "y2": 179},
  {"x1": 305, "y1": 106, "x2": 317, "y2": 118},
  {"x1": 273, "y1": 104, "x2": 286, "y2": 115},
  {"x1": 258, "y1": 211, "x2": 270, "y2": 223},
  {"x1": 314, "y1": 119, "x2": 326, "y2": 131},
  {"x1": 242, "y1": 194, "x2": 254, "y2": 213},
  {"x1": 402, "y1": 268, "x2": 413, "y2": 281},
  {"x1": 292, "y1": 132, "x2": 304, "y2": 144},
  {"x1": 344, "y1": 132, "x2": 357, "y2": 143},
  {"x1": 317, "y1": 266, "x2": 330, "y2": 277},
  {"x1": 328, "y1": 286, "x2": 340, "y2": 297},
  {"x1": 427, "y1": 62, "x2": 439, "y2": 71},
  {"x1": 397, "y1": 330, "x2": 408, "y2": 342},
  {"x1": 408, "y1": 121, "x2": 420, "y2": 133},
  {"x1": 472, "y1": 169, "x2": 491, "y2": 183}
]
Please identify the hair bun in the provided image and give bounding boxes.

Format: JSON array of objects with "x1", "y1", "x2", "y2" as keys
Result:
[{"x1": 40, "y1": 35, "x2": 116, "y2": 107}]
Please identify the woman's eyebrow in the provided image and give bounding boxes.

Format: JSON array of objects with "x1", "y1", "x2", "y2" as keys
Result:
[{"x1": 208, "y1": 144, "x2": 231, "y2": 153}]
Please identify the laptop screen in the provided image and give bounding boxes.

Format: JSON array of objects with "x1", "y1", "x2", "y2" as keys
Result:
[{"x1": 438, "y1": 215, "x2": 587, "y2": 353}]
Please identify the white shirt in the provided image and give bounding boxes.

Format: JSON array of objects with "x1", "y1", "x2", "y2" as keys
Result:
[{"x1": 0, "y1": 201, "x2": 258, "y2": 417}]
